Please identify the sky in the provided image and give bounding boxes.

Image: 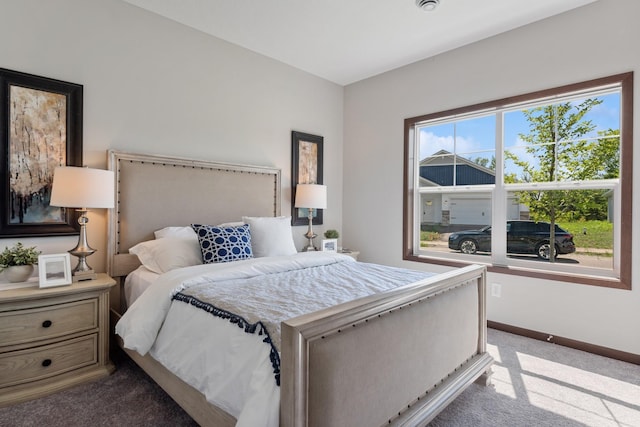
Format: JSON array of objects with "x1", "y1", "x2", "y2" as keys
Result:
[{"x1": 418, "y1": 92, "x2": 621, "y2": 178}]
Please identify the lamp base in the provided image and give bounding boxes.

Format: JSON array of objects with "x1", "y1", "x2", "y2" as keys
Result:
[
  {"x1": 302, "y1": 207, "x2": 318, "y2": 251},
  {"x1": 72, "y1": 270, "x2": 97, "y2": 282},
  {"x1": 69, "y1": 208, "x2": 97, "y2": 282}
]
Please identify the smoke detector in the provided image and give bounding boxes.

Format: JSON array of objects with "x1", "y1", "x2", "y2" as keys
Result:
[{"x1": 416, "y1": 0, "x2": 440, "y2": 12}]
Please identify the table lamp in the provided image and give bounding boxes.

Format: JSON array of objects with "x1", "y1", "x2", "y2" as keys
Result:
[
  {"x1": 294, "y1": 184, "x2": 327, "y2": 251},
  {"x1": 50, "y1": 166, "x2": 114, "y2": 281}
]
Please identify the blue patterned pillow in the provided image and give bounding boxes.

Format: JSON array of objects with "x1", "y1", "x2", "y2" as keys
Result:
[{"x1": 191, "y1": 224, "x2": 253, "y2": 263}]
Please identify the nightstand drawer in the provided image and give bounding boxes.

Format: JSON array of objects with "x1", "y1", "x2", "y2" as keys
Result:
[
  {"x1": 0, "y1": 334, "x2": 97, "y2": 388},
  {"x1": 0, "y1": 299, "x2": 97, "y2": 347}
]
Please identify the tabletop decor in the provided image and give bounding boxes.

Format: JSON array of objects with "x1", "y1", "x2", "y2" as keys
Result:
[
  {"x1": 38, "y1": 253, "x2": 72, "y2": 287},
  {"x1": 0, "y1": 242, "x2": 40, "y2": 282}
]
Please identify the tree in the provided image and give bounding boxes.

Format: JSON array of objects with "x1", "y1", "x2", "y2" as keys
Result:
[
  {"x1": 472, "y1": 155, "x2": 496, "y2": 170},
  {"x1": 506, "y1": 99, "x2": 619, "y2": 260}
]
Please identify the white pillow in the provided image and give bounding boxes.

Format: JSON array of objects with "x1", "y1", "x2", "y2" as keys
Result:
[
  {"x1": 154, "y1": 226, "x2": 198, "y2": 240},
  {"x1": 129, "y1": 237, "x2": 202, "y2": 274},
  {"x1": 241, "y1": 216, "x2": 297, "y2": 257}
]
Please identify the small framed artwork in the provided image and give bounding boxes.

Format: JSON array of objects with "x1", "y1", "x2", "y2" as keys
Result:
[
  {"x1": 0, "y1": 68, "x2": 83, "y2": 237},
  {"x1": 38, "y1": 253, "x2": 72, "y2": 288},
  {"x1": 321, "y1": 239, "x2": 338, "y2": 252},
  {"x1": 291, "y1": 131, "x2": 323, "y2": 226}
]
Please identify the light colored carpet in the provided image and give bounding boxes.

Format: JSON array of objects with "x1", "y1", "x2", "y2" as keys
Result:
[
  {"x1": 1, "y1": 329, "x2": 638, "y2": 426},
  {"x1": 432, "y1": 329, "x2": 640, "y2": 427}
]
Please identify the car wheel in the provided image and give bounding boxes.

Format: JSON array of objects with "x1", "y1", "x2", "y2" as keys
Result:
[
  {"x1": 459, "y1": 238, "x2": 478, "y2": 255},
  {"x1": 536, "y1": 242, "x2": 559, "y2": 260}
]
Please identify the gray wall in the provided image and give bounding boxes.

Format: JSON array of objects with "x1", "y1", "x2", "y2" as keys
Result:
[
  {"x1": 344, "y1": 0, "x2": 640, "y2": 354},
  {"x1": 1, "y1": 0, "x2": 637, "y2": 356},
  {"x1": 0, "y1": 0, "x2": 344, "y2": 274}
]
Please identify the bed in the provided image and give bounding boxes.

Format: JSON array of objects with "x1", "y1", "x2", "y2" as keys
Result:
[{"x1": 107, "y1": 150, "x2": 493, "y2": 427}]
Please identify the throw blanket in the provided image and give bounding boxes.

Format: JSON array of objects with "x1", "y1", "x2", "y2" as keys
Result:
[
  {"x1": 117, "y1": 252, "x2": 359, "y2": 355},
  {"x1": 172, "y1": 261, "x2": 432, "y2": 386}
]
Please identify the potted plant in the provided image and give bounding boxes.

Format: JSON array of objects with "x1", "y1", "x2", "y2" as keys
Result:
[
  {"x1": 324, "y1": 229, "x2": 339, "y2": 239},
  {"x1": 0, "y1": 243, "x2": 41, "y2": 283},
  {"x1": 322, "y1": 229, "x2": 340, "y2": 252}
]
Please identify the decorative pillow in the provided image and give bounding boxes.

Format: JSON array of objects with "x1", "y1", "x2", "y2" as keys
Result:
[
  {"x1": 241, "y1": 216, "x2": 297, "y2": 257},
  {"x1": 129, "y1": 237, "x2": 203, "y2": 274},
  {"x1": 191, "y1": 223, "x2": 253, "y2": 263},
  {"x1": 217, "y1": 221, "x2": 245, "y2": 228},
  {"x1": 154, "y1": 226, "x2": 198, "y2": 240}
]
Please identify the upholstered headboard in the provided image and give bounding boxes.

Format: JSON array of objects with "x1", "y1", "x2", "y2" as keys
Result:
[{"x1": 107, "y1": 150, "x2": 281, "y2": 278}]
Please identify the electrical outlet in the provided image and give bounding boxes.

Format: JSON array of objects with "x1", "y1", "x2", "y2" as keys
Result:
[{"x1": 491, "y1": 283, "x2": 502, "y2": 298}]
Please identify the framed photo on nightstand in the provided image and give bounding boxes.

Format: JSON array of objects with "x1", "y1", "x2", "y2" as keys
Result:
[
  {"x1": 38, "y1": 253, "x2": 72, "y2": 288},
  {"x1": 321, "y1": 239, "x2": 337, "y2": 252}
]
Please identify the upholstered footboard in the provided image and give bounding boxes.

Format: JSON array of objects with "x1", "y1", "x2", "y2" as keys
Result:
[
  {"x1": 114, "y1": 264, "x2": 491, "y2": 427},
  {"x1": 280, "y1": 264, "x2": 492, "y2": 427}
]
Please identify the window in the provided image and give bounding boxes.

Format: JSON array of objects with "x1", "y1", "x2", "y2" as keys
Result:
[{"x1": 403, "y1": 73, "x2": 633, "y2": 289}]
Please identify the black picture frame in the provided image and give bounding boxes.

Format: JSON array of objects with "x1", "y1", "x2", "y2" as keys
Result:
[
  {"x1": 291, "y1": 131, "x2": 323, "y2": 226},
  {"x1": 0, "y1": 68, "x2": 83, "y2": 237}
]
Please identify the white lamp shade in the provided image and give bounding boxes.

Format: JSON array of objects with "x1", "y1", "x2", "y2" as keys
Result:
[
  {"x1": 294, "y1": 184, "x2": 327, "y2": 209},
  {"x1": 50, "y1": 166, "x2": 115, "y2": 209}
]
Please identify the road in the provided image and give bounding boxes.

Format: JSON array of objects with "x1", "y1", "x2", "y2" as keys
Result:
[{"x1": 423, "y1": 239, "x2": 613, "y2": 269}]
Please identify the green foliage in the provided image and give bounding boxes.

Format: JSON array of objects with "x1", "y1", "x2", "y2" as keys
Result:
[
  {"x1": 526, "y1": 189, "x2": 610, "y2": 222},
  {"x1": 324, "y1": 229, "x2": 339, "y2": 239},
  {"x1": 558, "y1": 220, "x2": 613, "y2": 251},
  {"x1": 0, "y1": 243, "x2": 41, "y2": 271},
  {"x1": 471, "y1": 155, "x2": 496, "y2": 170},
  {"x1": 509, "y1": 99, "x2": 619, "y2": 223},
  {"x1": 420, "y1": 231, "x2": 441, "y2": 241},
  {"x1": 420, "y1": 230, "x2": 441, "y2": 247},
  {"x1": 516, "y1": 99, "x2": 605, "y2": 181}
]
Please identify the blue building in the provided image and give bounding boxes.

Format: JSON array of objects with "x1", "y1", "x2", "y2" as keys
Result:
[{"x1": 419, "y1": 150, "x2": 526, "y2": 226}]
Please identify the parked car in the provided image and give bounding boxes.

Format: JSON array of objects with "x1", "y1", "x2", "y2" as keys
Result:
[{"x1": 448, "y1": 220, "x2": 576, "y2": 260}]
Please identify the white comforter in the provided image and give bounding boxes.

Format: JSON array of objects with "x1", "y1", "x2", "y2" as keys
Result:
[{"x1": 115, "y1": 252, "x2": 431, "y2": 426}]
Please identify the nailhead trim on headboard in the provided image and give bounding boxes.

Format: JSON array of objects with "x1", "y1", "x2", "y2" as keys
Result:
[{"x1": 107, "y1": 150, "x2": 281, "y2": 278}]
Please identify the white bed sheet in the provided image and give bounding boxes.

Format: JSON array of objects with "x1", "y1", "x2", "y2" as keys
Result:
[
  {"x1": 124, "y1": 265, "x2": 160, "y2": 306},
  {"x1": 151, "y1": 301, "x2": 279, "y2": 426}
]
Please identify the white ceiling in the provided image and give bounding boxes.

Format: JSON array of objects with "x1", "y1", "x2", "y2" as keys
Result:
[{"x1": 123, "y1": 0, "x2": 598, "y2": 86}]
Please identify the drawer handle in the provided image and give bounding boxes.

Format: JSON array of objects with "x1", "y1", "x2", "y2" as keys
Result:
[
  {"x1": 42, "y1": 359, "x2": 52, "y2": 367},
  {"x1": 42, "y1": 320, "x2": 53, "y2": 328}
]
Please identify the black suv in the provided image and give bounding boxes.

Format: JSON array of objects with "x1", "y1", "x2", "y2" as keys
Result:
[{"x1": 448, "y1": 220, "x2": 576, "y2": 260}]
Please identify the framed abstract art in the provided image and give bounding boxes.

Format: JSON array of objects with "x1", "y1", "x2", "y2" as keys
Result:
[
  {"x1": 0, "y1": 68, "x2": 83, "y2": 237},
  {"x1": 291, "y1": 131, "x2": 323, "y2": 226}
]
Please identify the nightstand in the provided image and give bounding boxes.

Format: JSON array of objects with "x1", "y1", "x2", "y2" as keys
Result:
[{"x1": 0, "y1": 273, "x2": 116, "y2": 406}]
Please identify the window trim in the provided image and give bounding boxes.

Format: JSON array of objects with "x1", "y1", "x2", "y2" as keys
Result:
[{"x1": 403, "y1": 72, "x2": 633, "y2": 290}]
